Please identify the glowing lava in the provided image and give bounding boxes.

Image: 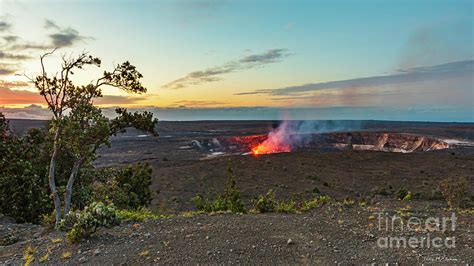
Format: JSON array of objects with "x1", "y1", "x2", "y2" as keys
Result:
[
  {"x1": 251, "y1": 141, "x2": 291, "y2": 155},
  {"x1": 251, "y1": 122, "x2": 292, "y2": 155}
]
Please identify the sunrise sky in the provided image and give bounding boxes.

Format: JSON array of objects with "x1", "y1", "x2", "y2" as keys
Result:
[{"x1": 0, "y1": 0, "x2": 473, "y2": 121}]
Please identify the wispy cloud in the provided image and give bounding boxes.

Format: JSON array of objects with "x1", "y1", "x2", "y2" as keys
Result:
[
  {"x1": 44, "y1": 19, "x2": 91, "y2": 48},
  {"x1": 0, "y1": 80, "x2": 145, "y2": 105},
  {"x1": 6, "y1": 19, "x2": 91, "y2": 52},
  {"x1": 0, "y1": 51, "x2": 32, "y2": 60},
  {"x1": 0, "y1": 63, "x2": 20, "y2": 76},
  {"x1": 2, "y1": 35, "x2": 19, "y2": 43},
  {"x1": 0, "y1": 81, "x2": 41, "y2": 104},
  {"x1": 236, "y1": 60, "x2": 474, "y2": 96},
  {"x1": 163, "y1": 49, "x2": 291, "y2": 89},
  {"x1": 0, "y1": 21, "x2": 11, "y2": 32},
  {"x1": 170, "y1": 100, "x2": 227, "y2": 107},
  {"x1": 95, "y1": 95, "x2": 146, "y2": 105}
]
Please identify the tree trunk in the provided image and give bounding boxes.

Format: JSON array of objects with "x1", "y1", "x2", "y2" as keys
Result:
[
  {"x1": 49, "y1": 127, "x2": 62, "y2": 226},
  {"x1": 64, "y1": 156, "x2": 84, "y2": 215}
]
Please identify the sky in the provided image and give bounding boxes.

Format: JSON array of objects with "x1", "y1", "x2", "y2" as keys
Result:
[{"x1": 0, "y1": 0, "x2": 473, "y2": 121}]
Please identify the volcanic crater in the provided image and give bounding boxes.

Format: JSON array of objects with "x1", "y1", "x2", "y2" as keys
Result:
[{"x1": 193, "y1": 131, "x2": 453, "y2": 156}]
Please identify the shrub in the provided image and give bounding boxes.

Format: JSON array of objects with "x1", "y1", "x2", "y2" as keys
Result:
[
  {"x1": 439, "y1": 177, "x2": 467, "y2": 209},
  {"x1": 251, "y1": 190, "x2": 326, "y2": 214},
  {"x1": 59, "y1": 202, "x2": 120, "y2": 243},
  {"x1": 300, "y1": 195, "x2": 331, "y2": 211},
  {"x1": 395, "y1": 188, "x2": 409, "y2": 200},
  {"x1": 116, "y1": 208, "x2": 164, "y2": 222},
  {"x1": 193, "y1": 166, "x2": 245, "y2": 213},
  {"x1": 251, "y1": 189, "x2": 277, "y2": 213},
  {"x1": 22, "y1": 243, "x2": 36, "y2": 266},
  {"x1": 0, "y1": 118, "x2": 51, "y2": 223},
  {"x1": 193, "y1": 194, "x2": 227, "y2": 213},
  {"x1": 275, "y1": 200, "x2": 298, "y2": 213},
  {"x1": 41, "y1": 212, "x2": 57, "y2": 229},
  {"x1": 402, "y1": 191, "x2": 413, "y2": 201},
  {"x1": 92, "y1": 163, "x2": 153, "y2": 209}
]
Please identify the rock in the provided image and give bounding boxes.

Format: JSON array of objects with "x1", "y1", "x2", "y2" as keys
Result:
[
  {"x1": 205, "y1": 236, "x2": 210, "y2": 240},
  {"x1": 287, "y1": 239, "x2": 294, "y2": 245}
]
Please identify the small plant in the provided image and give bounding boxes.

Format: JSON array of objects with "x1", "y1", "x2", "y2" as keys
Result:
[
  {"x1": 439, "y1": 176, "x2": 467, "y2": 209},
  {"x1": 51, "y1": 238, "x2": 63, "y2": 244},
  {"x1": 342, "y1": 198, "x2": 356, "y2": 206},
  {"x1": 300, "y1": 195, "x2": 331, "y2": 212},
  {"x1": 275, "y1": 200, "x2": 298, "y2": 213},
  {"x1": 395, "y1": 188, "x2": 409, "y2": 200},
  {"x1": 116, "y1": 208, "x2": 164, "y2": 222},
  {"x1": 395, "y1": 205, "x2": 413, "y2": 217},
  {"x1": 192, "y1": 166, "x2": 245, "y2": 213},
  {"x1": 251, "y1": 189, "x2": 277, "y2": 213},
  {"x1": 39, "y1": 253, "x2": 49, "y2": 263},
  {"x1": 138, "y1": 250, "x2": 149, "y2": 256},
  {"x1": 41, "y1": 212, "x2": 57, "y2": 229},
  {"x1": 59, "y1": 202, "x2": 121, "y2": 243},
  {"x1": 22, "y1": 243, "x2": 36, "y2": 266},
  {"x1": 61, "y1": 251, "x2": 72, "y2": 260},
  {"x1": 402, "y1": 191, "x2": 413, "y2": 201}
]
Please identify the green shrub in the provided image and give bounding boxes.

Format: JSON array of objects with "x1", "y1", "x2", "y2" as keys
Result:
[
  {"x1": 116, "y1": 208, "x2": 164, "y2": 222},
  {"x1": 41, "y1": 212, "x2": 57, "y2": 229},
  {"x1": 92, "y1": 163, "x2": 154, "y2": 209},
  {"x1": 251, "y1": 189, "x2": 277, "y2": 213},
  {"x1": 275, "y1": 200, "x2": 298, "y2": 213},
  {"x1": 402, "y1": 191, "x2": 413, "y2": 201},
  {"x1": 439, "y1": 177, "x2": 467, "y2": 209},
  {"x1": 0, "y1": 113, "x2": 156, "y2": 224},
  {"x1": 395, "y1": 188, "x2": 409, "y2": 200},
  {"x1": 251, "y1": 190, "x2": 326, "y2": 214},
  {"x1": 192, "y1": 167, "x2": 245, "y2": 213},
  {"x1": 0, "y1": 117, "x2": 51, "y2": 223},
  {"x1": 300, "y1": 195, "x2": 331, "y2": 211},
  {"x1": 60, "y1": 202, "x2": 120, "y2": 243}
]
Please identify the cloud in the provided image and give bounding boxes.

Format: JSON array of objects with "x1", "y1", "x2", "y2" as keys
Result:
[
  {"x1": 6, "y1": 19, "x2": 91, "y2": 51},
  {"x1": 398, "y1": 20, "x2": 473, "y2": 69},
  {"x1": 0, "y1": 21, "x2": 11, "y2": 32},
  {"x1": 95, "y1": 95, "x2": 146, "y2": 105},
  {"x1": 3, "y1": 35, "x2": 19, "y2": 43},
  {"x1": 46, "y1": 19, "x2": 91, "y2": 48},
  {"x1": 0, "y1": 105, "x2": 50, "y2": 120},
  {"x1": 0, "y1": 51, "x2": 32, "y2": 60},
  {"x1": 163, "y1": 49, "x2": 291, "y2": 89},
  {"x1": 44, "y1": 19, "x2": 60, "y2": 30},
  {"x1": 1, "y1": 105, "x2": 472, "y2": 122},
  {"x1": 49, "y1": 28, "x2": 87, "y2": 48},
  {"x1": 0, "y1": 63, "x2": 20, "y2": 76},
  {"x1": 0, "y1": 81, "x2": 42, "y2": 104},
  {"x1": 170, "y1": 100, "x2": 227, "y2": 107},
  {"x1": 0, "y1": 81, "x2": 146, "y2": 106},
  {"x1": 236, "y1": 59, "x2": 474, "y2": 96}
]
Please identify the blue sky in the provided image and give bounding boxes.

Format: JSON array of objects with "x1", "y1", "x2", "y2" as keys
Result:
[{"x1": 0, "y1": 0, "x2": 473, "y2": 121}]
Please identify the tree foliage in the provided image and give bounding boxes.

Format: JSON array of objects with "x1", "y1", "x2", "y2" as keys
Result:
[{"x1": 28, "y1": 50, "x2": 158, "y2": 225}]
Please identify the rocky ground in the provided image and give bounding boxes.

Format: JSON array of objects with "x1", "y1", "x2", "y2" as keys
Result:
[
  {"x1": 1, "y1": 200, "x2": 473, "y2": 264},
  {"x1": 1, "y1": 120, "x2": 473, "y2": 264}
]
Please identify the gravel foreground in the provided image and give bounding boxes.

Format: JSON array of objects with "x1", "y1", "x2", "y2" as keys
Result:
[{"x1": 1, "y1": 201, "x2": 472, "y2": 265}]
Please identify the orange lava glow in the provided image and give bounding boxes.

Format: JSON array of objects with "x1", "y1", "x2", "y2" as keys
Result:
[{"x1": 251, "y1": 139, "x2": 291, "y2": 155}]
